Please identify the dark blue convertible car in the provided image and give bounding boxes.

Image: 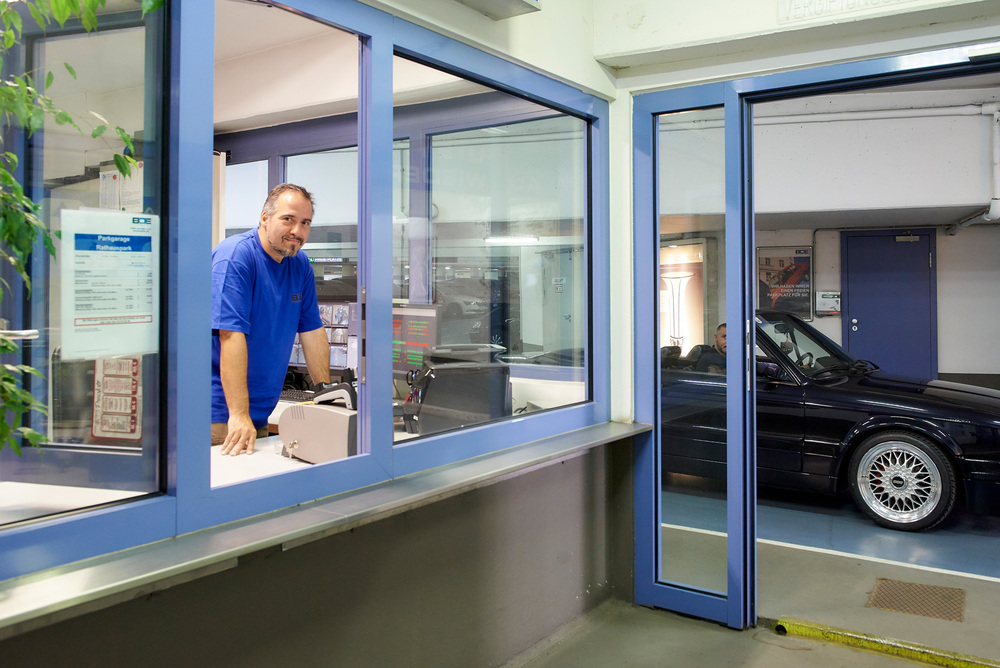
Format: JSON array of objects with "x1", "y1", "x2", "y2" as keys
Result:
[{"x1": 661, "y1": 310, "x2": 1000, "y2": 531}]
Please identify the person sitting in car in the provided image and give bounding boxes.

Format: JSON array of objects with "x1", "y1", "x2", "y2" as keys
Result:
[{"x1": 695, "y1": 323, "x2": 726, "y2": 374}]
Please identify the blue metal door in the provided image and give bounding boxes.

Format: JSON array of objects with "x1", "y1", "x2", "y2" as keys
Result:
[{"x1": 842, "y1": 230, "x2": 937, "y2": 379}]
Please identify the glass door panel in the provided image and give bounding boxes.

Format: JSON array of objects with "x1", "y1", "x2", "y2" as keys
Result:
[{"x1": 657, "y1": 107, "x2": 729, "y2": 593}]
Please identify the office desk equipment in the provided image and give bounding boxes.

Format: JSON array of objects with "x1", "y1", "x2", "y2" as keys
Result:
[
  {"x1": 278, "y1": 403, "x2": 357, "y2": 464},
  {"x1": 402, "y1": 359, "x2": 511, "y2": 436}
]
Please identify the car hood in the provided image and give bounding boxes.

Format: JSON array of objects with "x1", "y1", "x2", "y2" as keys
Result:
[{"x1": 852, "y1": 372, "x2": 1000, "y2": 419}]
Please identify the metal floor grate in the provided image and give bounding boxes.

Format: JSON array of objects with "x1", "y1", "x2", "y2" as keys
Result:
[{"x1": 865, "y1": 578, "x2": 966, "y2": 622}]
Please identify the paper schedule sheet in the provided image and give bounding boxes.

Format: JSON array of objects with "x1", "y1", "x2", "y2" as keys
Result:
[{"x1": 60, "y1": 209, "x2": 159, "y2": 360}]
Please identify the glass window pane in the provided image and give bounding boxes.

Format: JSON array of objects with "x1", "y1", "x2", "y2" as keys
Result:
[
  {"x1": 0, "y1": 7, "x2": 164, "y2": 525},
  {"x1": 657, "y1": 107, "x2": 728, "y2": 594},
  {"x1": 224, "y1": 160, "x2": 269, "y2": 235},
  {"x1": 392, "y1": 57, "x2": 589, "y2": 441}
]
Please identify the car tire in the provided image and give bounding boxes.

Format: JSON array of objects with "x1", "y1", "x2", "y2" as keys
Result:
[{"x1": 848, "y1": 431, "x2": 956, "y2": 531}]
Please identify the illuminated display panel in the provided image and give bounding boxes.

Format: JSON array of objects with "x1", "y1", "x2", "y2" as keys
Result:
[{"x1": 392, "y1": 305, "x2": 440, "y2": 375}]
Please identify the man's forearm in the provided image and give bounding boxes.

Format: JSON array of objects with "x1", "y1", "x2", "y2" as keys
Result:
[
  {"x1": 300, "y1": 327, "x2": 331, "y2": 386},
  {"x1": 219, "y1": 329, "x2": 251, "y2": 419}
]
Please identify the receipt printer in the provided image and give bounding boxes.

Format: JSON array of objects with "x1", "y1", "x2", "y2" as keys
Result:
[{"x1": 279, "y1": 403, "x2": 357, "y2": 464}]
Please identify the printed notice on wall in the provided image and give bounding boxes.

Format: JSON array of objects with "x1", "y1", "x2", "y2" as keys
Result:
[
  {"x1": 99, "y1": 162, "x2": 144, "y2": 212},
  {"x1": 92, "y1": 356, "x2": 142, "y2": 441},
  {"x1": 60, "y1": 209, "x2": 159, "y2": 359}
]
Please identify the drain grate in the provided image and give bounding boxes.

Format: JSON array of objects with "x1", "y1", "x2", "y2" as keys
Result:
[{"x1": 865, "y1": 578, "x2": 965, "y2": 622}]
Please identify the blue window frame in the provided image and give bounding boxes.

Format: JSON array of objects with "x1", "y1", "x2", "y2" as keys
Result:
[
  {"x1": 633, "y1": 43, "x2": 1000, "y2": 630},
  {"x1": 1, "y1": 0, "x2": 610, "y2": 582}
]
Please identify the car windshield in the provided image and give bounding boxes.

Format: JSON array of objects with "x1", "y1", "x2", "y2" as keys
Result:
[{"x1": 756, "y1": 311, "x2": 858, "y2": 379}]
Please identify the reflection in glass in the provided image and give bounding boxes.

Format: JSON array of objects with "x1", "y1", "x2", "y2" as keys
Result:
[
  {"x1": 0, "y1": 7, "x2": 163, "y2": 526},
  {"x1": 391, "y1": 57, "x2": 589, "y2": 441},
  {"x1": 660, "y1": 271, "x2": 694, "y2": 347},
  {"x1": 657, "y1": 108, "x2": 728, "y2": 594}
]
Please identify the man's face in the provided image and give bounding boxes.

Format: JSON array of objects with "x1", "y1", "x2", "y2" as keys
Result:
[
  {"x1": 259, "y1": 191, "x2": 313, "y2": 261},
  {"x1": 715, "y1": 326, "x2": 727, "y2": 354}
]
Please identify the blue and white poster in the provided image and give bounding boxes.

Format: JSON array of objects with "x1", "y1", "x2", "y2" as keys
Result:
[{"x1": 60, "y1": 209, "x2": 159, "y2": 359}]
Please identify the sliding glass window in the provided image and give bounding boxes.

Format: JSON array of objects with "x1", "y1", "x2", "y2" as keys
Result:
[{"x1": 390, "y1": 57, "x2": 589, "y2": 441}]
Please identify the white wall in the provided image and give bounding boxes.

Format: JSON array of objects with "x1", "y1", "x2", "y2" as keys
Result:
[
  {"x1": 754, "y1": 112, "x2": 992, "y2": 213},
  {"x1": 936, "y1": 225, "x2": 1000, "y2": 373},
  {"x1": 593, "y1": 0, "x2": 993, "y2": 65},
  {"x1": 601, "y1": 0, "x2": 1000, "y2": 90},
  {"x1": 660, "y1": 105, "x2": 995, "y2": 216},
  {"x1": 359, "y1": 0, "x2": 614, "y2": 99}
]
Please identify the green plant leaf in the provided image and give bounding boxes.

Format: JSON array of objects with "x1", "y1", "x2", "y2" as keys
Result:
[
  {"x1": 50, "y1": 0, "x2": 73, "y2": 26},
  {"x1": 81, "y1": 7, "x2": 98, "y2": 32},
  {"x1": 142, "y1": 0, "x2": 165, "y2": 16},
  {"x1": 18, "y1": 427, "x2": 46, "y2": 448},
  {"x1": 45, "y1": 70, "x2": 53, "y2": 89},
  {"x1": 115, "y1": 126, "x2": 134, "y2": 154},
  {"x1": 91, "y1": 124, "x2": 107, "y2": 139},
  {"x1": 113, "y1": 153, "x2": 131, "y2": 177},
  {"x1": 6, "y1": 6, "x2": 22, "y2": 35},
  {"x1": 64, "y1": 61, "x2": 77, "y2": 79},
  {"x1": 26, "y1": 2, "x2": 46, "y2": 30}
]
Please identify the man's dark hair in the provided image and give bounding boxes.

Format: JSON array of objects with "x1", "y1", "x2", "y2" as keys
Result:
[{"x1": 261, "y1": 183, "x2": 315, "y2": 219}]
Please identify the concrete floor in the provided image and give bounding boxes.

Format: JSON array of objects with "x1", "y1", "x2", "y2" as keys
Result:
[
  {"x1": 506, "y1": 538, "x2": 1000, "y2": 667},
  {"x1": 505, "y1": 599, "x2": 910, "y2": 668}
]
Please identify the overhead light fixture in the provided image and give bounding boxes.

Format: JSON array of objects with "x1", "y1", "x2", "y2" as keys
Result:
[
  {"x1": 967, "y1": 41, "x2": 1000, "y2": 59},
  {"x1": 485, "y1": 236, "x2": 539, "y2": 245}
]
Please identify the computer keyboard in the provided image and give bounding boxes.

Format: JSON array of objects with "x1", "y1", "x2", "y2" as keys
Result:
[{"x1": 280, "y1": 388, "x2": 316, "y2": 403}]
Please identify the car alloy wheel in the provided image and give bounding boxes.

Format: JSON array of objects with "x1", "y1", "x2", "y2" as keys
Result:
[{"x1": 848, "y1": 431, "x2": 956, "y2": 531}]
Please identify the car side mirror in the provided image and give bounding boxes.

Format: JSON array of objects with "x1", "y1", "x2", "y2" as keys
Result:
[{"x1": 756, "y1": 360, "x2": 782, "y2": 379}]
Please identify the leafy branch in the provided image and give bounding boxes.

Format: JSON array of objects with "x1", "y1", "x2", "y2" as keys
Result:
[{"x1": 0, "y1": 0, "x2": 163, "y2": 453}]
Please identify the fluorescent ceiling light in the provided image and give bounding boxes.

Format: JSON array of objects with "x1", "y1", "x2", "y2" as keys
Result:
[{"x1": 484, "y1": 236, "x2": 539, "y2": 245}]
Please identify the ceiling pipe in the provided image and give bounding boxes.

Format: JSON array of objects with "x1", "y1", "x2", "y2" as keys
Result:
[{"x1": 947, "y1": 103, "x2": 1000, "y2": 236}]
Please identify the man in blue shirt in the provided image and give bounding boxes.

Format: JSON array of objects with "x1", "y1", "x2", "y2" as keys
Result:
[{"x1": 211, "y1": 183, "x2": 330, "y2": 455}]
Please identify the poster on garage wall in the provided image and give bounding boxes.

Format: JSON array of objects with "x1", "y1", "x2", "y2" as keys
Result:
[{"x1": 756, "y1": 246, "x2": 812, "y2": 320}]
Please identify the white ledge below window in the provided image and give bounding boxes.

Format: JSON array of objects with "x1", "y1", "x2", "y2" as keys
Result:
[{"x1": 0, "y1": 421, "x2": 650, "y2": 641}]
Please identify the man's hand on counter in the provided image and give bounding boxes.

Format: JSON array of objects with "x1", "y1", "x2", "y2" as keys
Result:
[{"x1": 221, "y1": 413, "x2": 257, "y2": 456}]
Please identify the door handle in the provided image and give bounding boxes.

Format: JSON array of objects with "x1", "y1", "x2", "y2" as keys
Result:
[
  {"x1": 0, "y1": 329, "x2": 39, "y2": 340},
  {"x1": 0, "y1": 318, "x2": 39, "y2": 340}
]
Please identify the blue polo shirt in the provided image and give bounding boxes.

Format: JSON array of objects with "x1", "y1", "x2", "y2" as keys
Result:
[{"x1": 211, "y1": 229, "x2": 322, "y2": 427}]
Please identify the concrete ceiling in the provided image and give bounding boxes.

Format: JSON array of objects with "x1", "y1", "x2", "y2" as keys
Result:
[{"x1": 215, "y1": 0, "x2": 334, "y2": 63}]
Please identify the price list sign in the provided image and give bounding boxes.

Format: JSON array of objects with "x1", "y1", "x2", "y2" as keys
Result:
[
  {"x1": 92, "y1": 356, "x2": 142, "y2": 440},
  {"x1": 60, "y1": 210, "x2": 159, "y2": 359}
]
